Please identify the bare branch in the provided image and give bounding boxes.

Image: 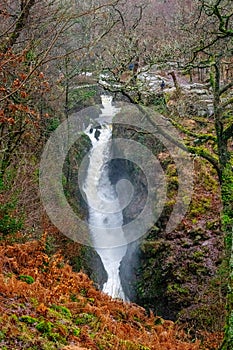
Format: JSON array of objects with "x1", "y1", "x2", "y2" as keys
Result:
[{"x1": 220, "y1": 82, "x2": 233, "y2": 96}]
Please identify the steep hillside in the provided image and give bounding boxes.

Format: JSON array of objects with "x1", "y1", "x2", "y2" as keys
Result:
[{"x1": 0, "y1": 236, "x2": 209, "y2": 350}]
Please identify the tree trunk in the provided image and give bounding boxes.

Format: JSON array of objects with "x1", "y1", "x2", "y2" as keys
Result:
[
  {"x1": 3, "y1": 0, "x2": 36, "y2": 52},
  {"x1": 168, "y1": 71, "x2": 180, "y2": 93},
  {"x1": 213, "y1": 62, "x2": 233, "y2": 350},
  {"x1": 220, "y1": 165, "x2": 233, "y2": 350}
]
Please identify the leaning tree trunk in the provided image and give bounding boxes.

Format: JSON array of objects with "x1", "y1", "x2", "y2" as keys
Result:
[
  {"x1": 168, "y1": 71, "x2": 181, "y2": 93},
  {"x1": 220, "y1": 164, "x2": 233, "y2": 350},
  {"x1": 213, "y1": 62, "x2": 233, "y2": 350}
]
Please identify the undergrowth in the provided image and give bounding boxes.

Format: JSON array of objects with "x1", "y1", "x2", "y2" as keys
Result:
[{"x1": 0, "y1": 234, "x2": 221, "y2": 349}]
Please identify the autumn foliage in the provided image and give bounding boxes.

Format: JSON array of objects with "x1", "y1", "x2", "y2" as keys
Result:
[{"x1": 0, "y1": 235, "x2": 204, "y2": 350}]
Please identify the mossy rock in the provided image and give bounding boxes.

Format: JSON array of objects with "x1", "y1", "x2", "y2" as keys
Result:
[
  {"x1": 18, "y1": 275, "x2": 34, "y2": 284},
  {"x1": 50, "y1": 305, "x2": 72, "y2": 318},
  {"x1": 20, "y1": 315, "x2": 38, "y2": 324}
]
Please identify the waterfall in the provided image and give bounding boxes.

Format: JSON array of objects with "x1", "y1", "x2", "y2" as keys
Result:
[{"x1": 83, "y1": 96, "x2": 127, "y2": 300}]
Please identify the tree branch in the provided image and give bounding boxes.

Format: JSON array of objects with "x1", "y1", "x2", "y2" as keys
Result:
[
  {"x1": 168, "y1": 118, "x2": 216, "y2": 142},
  {"x1": 220, "y1": 97, "x2": 233, "y2": 110},
  {"x1": 3, "y1": 0, "x2": 36, "y2": 53},
  {"x1": 220, "y1": 82, "x2": 233, "y2": 96},
  {"x1": 223, "y1": 124, "x2": 233, "y2": 141},
  {"x1": 138, "y1": 104, "x2": 221, "y2": 181}
]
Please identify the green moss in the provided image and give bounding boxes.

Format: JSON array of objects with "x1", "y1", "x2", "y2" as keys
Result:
[
  {"x1": 118, "y1": 339, "x2": 150, "y2": 349},
  {"x1": 18, "y1": 302, "x2": 27, "y2": 309},
  {"x1": 166, "y1": 163, "x2": 177, "y2": 176},
  {"x1": 173, "y1": 267, "x2": 192, "y2": 283},
  {"x1": 73, "y1": 327, "x2": 81, "y2": 336},
  {"x1": 47, "y1": 332, "x2": 66, "y2": 344},
  {"x1": 184, "y1": 303, "x2": 225, "y2": 331},
  {"x1": 36, "y1": 320, "x2": 53, "y2": 334},
  {"x1": 50, "y1": 304, "x2": 72, "y2": 318},
  {"x1": 114, "y1": 310, "x2": 127, "y2": 321},
  {"x1": 30, "y1": 297, "x2": 39, "y2": 308},
  {"x1": 18, "y1": 275, "x2": 34, "y2": 284},
  {"x1": 44, "y1": 235, "x2": 57, "y2": 256},
  {"x1": 181, "y1": 239, "x2": 192, "y2": 248},
  {"x1": 18, "y1": 323, "x2": 34, "y2": 341},
  {"x1": 189, "y1": 197, "x2": 211, "y2": 217},
  {"x1": 140, "y1": 239, "x2": 169, "y2": 256},
  {"x1": 70, "y1": 293, "x2": 79, "y2": 302},
  {"x1": 38, "y1": 340, "x2": 58, "y2": 350},
  {"x1": 206, "y1": 219, "x2": 219, "y2": 230},
  {"x1": 163, "y1": 199, "x2": 176, "y2": 214},
  {"x1": 0, "y1": 330, "x2": 5, "y2": 340},
  {"x1": 167, "y1": 283, "x2": 189, "y2": 296},
  {"x1": 11, "y1": 314, "x2": 18, "y2": 322},
  {"x1": 119, "y1": 339, "x2": 136, "y2": 349},
  {"x1": 188, "y1": 261, "x2": 208, "y2": 276},
  {"x1": 96, "y1": 330, "x2": 116, "y2": 349},
  {"x1": 87, "y1": 297, "x2": 95, "y2": 303},
  {"x1": 47, "y1": 308, "x2": 63, "y2": 320},
  {"x1": 80, "y1": 288, "x2": 87, "y2": 297},
  {"x1": 192, "y1": 250, "x2": 205, "y2": 262},
  {"x1": 154, "y1": 317, "x2": 164, "y2": 325},
  {"x1": 20, "y1": 315, "x2": 38, "y2": 324},
  {"x1": 75, "y1": 312, "x2": 98, "y2": 326},
  {"x1": 167, "y1": 176, "x2": 179, "y2": 191}
]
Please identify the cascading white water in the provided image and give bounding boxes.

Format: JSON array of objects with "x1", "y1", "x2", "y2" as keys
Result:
[{"x1": 83, "y1": 96, "x2": 127, "y2": 300}]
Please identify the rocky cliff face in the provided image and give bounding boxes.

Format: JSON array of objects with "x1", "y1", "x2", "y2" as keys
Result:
[{"x1": 112, "y1": 122, "x2": 226, "y2": 334}]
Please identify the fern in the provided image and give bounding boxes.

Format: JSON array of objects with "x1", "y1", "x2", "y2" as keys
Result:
[{"x1": 0, "y1": 238, "x2": 216, "y2": 349}]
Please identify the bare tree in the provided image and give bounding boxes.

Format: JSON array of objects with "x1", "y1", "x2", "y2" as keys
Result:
[{"x1": 0, "y1": 0, "x2": 120, "y2": 176}]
